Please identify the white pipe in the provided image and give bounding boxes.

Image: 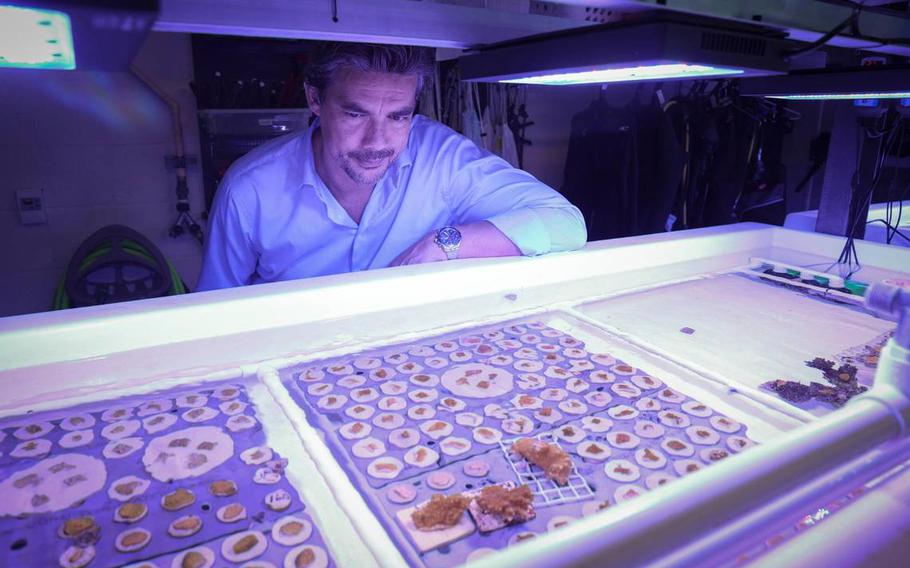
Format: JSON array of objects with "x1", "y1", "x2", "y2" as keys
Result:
[
  {"x1": 747, "y1": 462, "x2": 910, "y2": 568},
  {"x1": 658, "y1": 432, "x2": 910, "y2": 567},
  {"x1": 129, "y1": 63, "x2": 185, "y2": 158}
]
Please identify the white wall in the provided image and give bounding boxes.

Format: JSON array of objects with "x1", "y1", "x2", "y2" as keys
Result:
[{"x1": 0, "y1": 32, "x2": 205, "y2": 318}]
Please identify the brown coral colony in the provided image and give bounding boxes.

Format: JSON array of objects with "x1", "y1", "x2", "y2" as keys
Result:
[
  {"x1": 412, "y1": 494, "x2": 472, "y2": 530},
  {"x1": 511, "y1": 438, "x2": 572, "y2": 485},
  {"x1": 475, "y1": 484, "x2": 534, "y2": 524}
]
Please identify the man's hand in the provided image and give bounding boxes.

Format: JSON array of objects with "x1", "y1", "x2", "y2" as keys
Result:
[{"x1": 388, "y1": 232, "x2": 447, "y2": 266}]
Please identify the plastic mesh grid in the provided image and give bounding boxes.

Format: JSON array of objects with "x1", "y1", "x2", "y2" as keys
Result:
[{"x1": 499, "y1": 432, "x2": 594, "y2": 507}]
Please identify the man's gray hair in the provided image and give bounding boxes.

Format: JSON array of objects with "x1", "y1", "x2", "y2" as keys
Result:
[{"x1": 305, "y1": 42, "x2": 435, "y2": 100}]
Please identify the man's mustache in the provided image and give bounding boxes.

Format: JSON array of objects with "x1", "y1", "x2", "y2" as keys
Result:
[{"x1": 348, "y1": 149, "x2": 394, "y2": 161}]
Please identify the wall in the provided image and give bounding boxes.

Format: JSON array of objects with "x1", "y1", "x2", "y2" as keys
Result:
[{"x1": 0, "y1": 32, "x2": 205, "y2": 318}]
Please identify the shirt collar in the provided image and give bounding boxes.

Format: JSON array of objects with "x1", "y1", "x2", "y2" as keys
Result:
[
  {"x1": 296, "y1": 118, "x2": 352, "y2": 227},
  {"x1": 297, "y1": 117, "x2": 324, "y2": 192}
]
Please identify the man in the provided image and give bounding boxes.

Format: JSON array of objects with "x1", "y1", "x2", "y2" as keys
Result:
[{"x1": 197, "y1": 42, "x2": 586, "y2": 291}]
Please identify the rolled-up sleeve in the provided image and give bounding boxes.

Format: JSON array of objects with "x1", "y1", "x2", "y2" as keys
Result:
[
  {"x1": 442, "y1": 140, "x2": 587, "y2": 256},
  {"x1": 197, "y1": 179, "x2": 259, "y2": 291}
]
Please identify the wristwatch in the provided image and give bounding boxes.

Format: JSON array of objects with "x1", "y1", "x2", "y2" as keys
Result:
[{"x1": 434, "y1": 226, "x2": 462, "y2": 260}]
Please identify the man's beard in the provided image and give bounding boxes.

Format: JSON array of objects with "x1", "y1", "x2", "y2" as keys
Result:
[{"x1": 337, "y1": 148, "x2": 395, "y2": 186}]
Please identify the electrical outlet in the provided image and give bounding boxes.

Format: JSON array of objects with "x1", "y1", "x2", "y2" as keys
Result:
[{"x1": 16, "y1": 189, "x2": 47, "y2": 225}]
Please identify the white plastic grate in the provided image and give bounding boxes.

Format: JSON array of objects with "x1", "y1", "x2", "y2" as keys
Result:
[{"x1": 499, "y1": 432, "x2": 594, "y2": 508}]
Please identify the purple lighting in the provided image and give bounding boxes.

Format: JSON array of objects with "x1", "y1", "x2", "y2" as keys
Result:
[{"x1": 501, "y1": 63, "x2": 745, "y2": 85}]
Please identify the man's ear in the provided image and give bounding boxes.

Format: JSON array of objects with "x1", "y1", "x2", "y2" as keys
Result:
[{"x1": 304, "y1": 83, "x2": 322, "y2": 116}]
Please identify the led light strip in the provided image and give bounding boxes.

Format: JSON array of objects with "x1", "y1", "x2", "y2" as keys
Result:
[
  {"x1": 500, "y1": 63, "x2": 745, "y2": 86},
  {"x1": 768, "y1": 92, "x2": 910, "y2": 100}
]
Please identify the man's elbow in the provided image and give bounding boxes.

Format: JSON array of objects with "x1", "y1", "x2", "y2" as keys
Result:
[
  {"x1": 566, "y1": 207, "x2": 588, "y2": 250},
  {"x1": 550, "y1": 206, "x2": 587, "y2": 253}
]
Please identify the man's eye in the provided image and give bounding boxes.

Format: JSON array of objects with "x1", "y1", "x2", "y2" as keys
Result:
[
  {"x1": 391, "y1": 115, "x2": 411, "y2": 122},
  {"x1": 345, "y1": 112, "x2": 363, "y2": 118}
]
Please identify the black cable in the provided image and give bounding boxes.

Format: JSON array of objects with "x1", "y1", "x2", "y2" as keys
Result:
[
  {"x1": 893, "y1": 197, "x2": 903, "y2": 243},
  {"x1": 847, "y1": 115, "x2": 896, "y2": 265},
  {"x1": 784, "y1": 2, "x2": 863, "y2": 59},
  {"x1": 867, "y1": 219, "x2": 910, "y2": 243},
  {"x1": 891, "y1": 195, "x2": 904, "y2": 243},
  {"x1": 824, "y1": 110, "x2": 885, "y2": 275},
  {"x1": 828, "y1": 117, "x2": 869, "y2": 276},
  {"x1": 883, "y1": 123, "x2": 905, "y2": 244},
  {"x1": 781, "y1": 1, "x2": 910, "y2": 59},
  {"x1": 833, "y1": 109, "x2": 903, "y2": 276}
]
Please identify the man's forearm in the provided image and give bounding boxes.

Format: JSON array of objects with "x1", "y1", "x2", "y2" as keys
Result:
[
  {"x1": 388, "y1": 220, "x2": 520, "y2": 266},
  {"x1": 455, "y1": 220, "x2": 521, "y2": 259}
]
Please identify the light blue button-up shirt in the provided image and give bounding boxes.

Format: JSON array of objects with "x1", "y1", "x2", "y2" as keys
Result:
[{"x1": 197, "y1": 115, "x2": 586, "y2": 290}]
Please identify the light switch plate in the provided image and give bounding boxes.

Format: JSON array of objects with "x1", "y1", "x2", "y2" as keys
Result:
[{"x1": 16, "y1": 189, "x2": 47, "y2": 225}]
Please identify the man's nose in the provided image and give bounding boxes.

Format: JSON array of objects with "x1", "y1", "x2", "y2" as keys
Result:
[{"x1": 362, "y1": 118, "x2": 385, "y2": 148}]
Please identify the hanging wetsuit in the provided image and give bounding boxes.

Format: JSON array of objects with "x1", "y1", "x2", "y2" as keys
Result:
[
  {"x1": 704, "y1": 104, "x2": 754, "y2": 226},
  {"x1": 561, "y1": 97, "x2": 638, "y2": 241},
  {"x1": 635, "y1": 94, "x2": 684, "y2": 235},
  {"x1": 561, "y1": 94, "x2": 683, "y2": 241}
]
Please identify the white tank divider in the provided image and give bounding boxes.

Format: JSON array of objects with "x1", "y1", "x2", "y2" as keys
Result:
[
  {"x1": 242, "y1": 270, "x2": 723, "y2": 389},
  {"x1": 565, "y1": 308, "x2": 816, "y2": 424},
  {"x1": 258, "y1": 366, "x2": 406, "y2": 568},
  {"x1": 244, "y1": 303, "x2": 556, "y2": 374},
  {"x1": 0, "y1": 365, "x2": 245, "y2": 419},
  {"x1": 239, "y1": 363, "x2": 261, "y2": 378},
  {"x1": 243, "y1": 369, "x2": 381, "y2": 568}
]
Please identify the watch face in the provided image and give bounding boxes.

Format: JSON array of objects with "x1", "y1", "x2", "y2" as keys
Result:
[{"x1": 436, "y1": 227, "x2": 462, "y2": 247}]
